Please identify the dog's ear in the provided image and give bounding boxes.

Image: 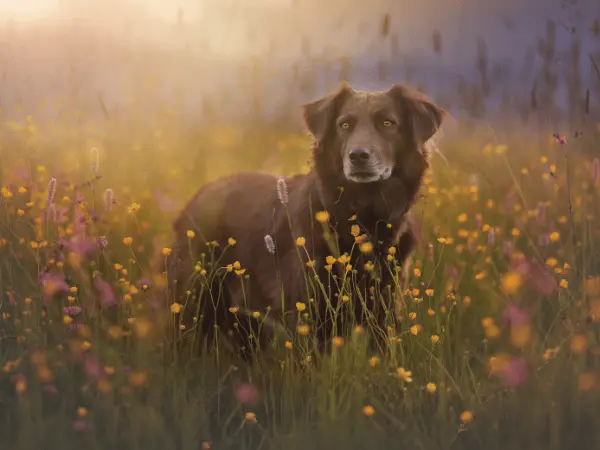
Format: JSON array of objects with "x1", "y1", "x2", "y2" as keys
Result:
[
  {"x1": 302, "y1": 83, "x2": 352, "y2": 143},
  {"x1": 388, "y1": 84, "x2": 446, "y2": 145}
]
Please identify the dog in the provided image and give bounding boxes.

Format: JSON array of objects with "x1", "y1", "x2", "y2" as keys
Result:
[{"x1": 159, "y1": 82, "x2": 446, "y2": 358}]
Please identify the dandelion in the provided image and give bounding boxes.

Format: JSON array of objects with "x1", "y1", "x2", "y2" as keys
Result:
[
  {"x1": 104, "y1": 189, "x2": 114, "y2": 212},
  {"x1": 276, "y1": 176, "x2": 288, "y2": 204},
  {"x1": 264, "y1": 234, "x2": 275, "y2": 254},
  {"x1": 46, "y1": 177, "x2": 57, "y2": 205}
]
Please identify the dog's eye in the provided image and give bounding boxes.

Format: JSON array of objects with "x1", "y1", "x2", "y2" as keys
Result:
[
  {"x1": 340, "y1": 121, "x2": 351, "y2": 130},
  {"x1": 382, "y1": 120, "x2": 395, "y2": 127}
]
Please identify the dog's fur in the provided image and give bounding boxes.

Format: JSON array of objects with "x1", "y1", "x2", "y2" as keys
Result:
[{"x1": 159, "y1": 82, "x2": 445, "y2": 356}]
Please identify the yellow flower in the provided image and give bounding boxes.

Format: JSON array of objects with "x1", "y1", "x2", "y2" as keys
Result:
[
  {"x1": 244, "y1": 412, "x2": 257, "y2": 423},
  {"x1": 350, "y1": 224, "x2": 360, "y2": 237},
  {"x1": 186, "y1": 230, "x2": 195, "y2": 239},
  {"x1": 362, "y1": 405, "x2": 376, "y2": 417},
  {"x1": 396, "y1": 367, "x2": 413, "y2": 383},
  {"x1": 368, "y1": 356, "x2": 380, "y2": 367},
  {"x1": 122, "y1": 237, "x2": 133, "y2": 246},
  {"x1": 457, "y1": 213, "x2": 467, "y2": 223},
  {"x1": 315, "y1": 211, "x2": 329, "y2": 223},
  {"x1": 425, "y1": 288, "x2": 434, "y2": 296},
  {"x1": 296, "y1": 324, "x2": 311, "y2": 336},
  {"x1": 559, "y1": 279, "x2": 568, "y2": 289},
  {"x1": 227, "y1": 237, "x2": 236, "y2": 246},
  {"x1": 170, "y1": 303, "x2": 182, "y2": 314},
  {"x1": 426, "y1": 382, "x2": 437, "y2": 393},
  {"x1": 295, "y1": 302, "x2": 306, "y2": 312},
  {"x1": 501, "y1": 271, "x2": 523, "y2": 295},
  {"x1": 161, "y1": 247, "x2": 172, "y2": 256},
  {"x1": 229, "y1": 306, "x2": 239, "y2": 313},
  {"x1": 284, "y1": 340, "x2": 293, "y2": 349},
  {"x1": 550, "y1": 232, "x2": 560, "y2": 242},
  {"x1": 325, "y1": 255, "x2": 336, "y2": 265},
  {"x1": 127, "y1": 202, "x2": 141, "y2": 213},
  {"x1": 431, "y1": 335, "x2": 440, "y2": 344},
  {"x1": 359, "y1": 242, "x2": 373, "y2": 254},
  {"x1": 296, "y1": 237, "x2": 306, "y2": 247},
  {"x1": 409, "y1": 324, "x2": 422, "y2": 335},
  {"x1": 332, "y1": 336, "x2": 344, "y2": 348},
  {"x1": 460, "y1": 410, "x2": 473, "y2": 424}
]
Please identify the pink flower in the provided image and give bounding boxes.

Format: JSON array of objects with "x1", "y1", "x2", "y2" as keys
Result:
[
  {"x1": 503, "y1": 304, "x2": 529, "y2": 327},
  {"x1": 499, "y1": 357, "x2": 528, "y2": 388},
  {"x1": 72, "y1": 420, "x2": 88, "y2": 432},
  {"x1": 84, "y1": 356, "x2": 105, "y2": 380},
  {"x1": 235, "y1": 382, "x2": 259, "y2": 405},
  {"x1": 93, "y1": 276, "x2": 117, "y2": 307}
]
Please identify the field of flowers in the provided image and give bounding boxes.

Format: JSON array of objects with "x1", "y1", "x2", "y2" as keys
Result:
[{"x1": 1, "y1": 98, "x2": 600, "y2": 450}]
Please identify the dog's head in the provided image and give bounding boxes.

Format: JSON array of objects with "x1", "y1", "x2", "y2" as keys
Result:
[{"x1": 303, "y1": 83, "x2": 446, "y2": 184}]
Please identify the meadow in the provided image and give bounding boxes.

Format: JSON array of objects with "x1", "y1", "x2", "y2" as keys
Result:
[{"x1": 2, "y1": 24, "x2": 600, "y2": 450}]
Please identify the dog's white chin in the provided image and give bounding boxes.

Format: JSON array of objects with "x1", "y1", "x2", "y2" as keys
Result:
[{"x1": 344, "y1": 167, "x2": 392, "y2": 184}]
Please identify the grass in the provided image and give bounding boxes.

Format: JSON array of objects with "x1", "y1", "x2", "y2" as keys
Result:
[{"x1": 1, "y1": 97, "x2": 600, "y2": 450}]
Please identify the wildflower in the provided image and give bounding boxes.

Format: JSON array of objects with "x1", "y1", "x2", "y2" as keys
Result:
[
  {"x1": 128, "y1": 202, "x2": 141, "y2": 213},
  {"x1": 295, "y1": 302, "x2": 306, "y2": 312},
  {"x1": 559, "y1": 279, "x2": 568, "y2": 289},
  {"x1": 396, "y1": 367, "x2": 413, "y2": 383},
  {"x1": 161, "y1": 247, "x2": 172, "y2": 256},
  {"x1": 122, "y1": 237, "x2": 133, "y2": 246},
  {"x1": 549, "y1": 232, "x2": 560, "y2": 242},
  {"x1": 425, "y1": 288, "x2": 434, "y2": 297},
  {"x1": 350, "y1": 224, "x2": 360, "y2": 237},
  {"x1": 93, "y1": 276, "x2": 117, "y2": 307},
  {"x1": 128, "y1": 371, "x2": 148, "y2": 387},
  {"x1": 296, "y1": 237, "x2": 306, "y2": 247},
  {"x1": 368, "y1": 356, "x2": 380, "y2": 367},
  {"x1": 264, "y1": 235, "x2": 275, "y2": 254},
  {"x1": 235, "y1": 383, "x2": 259, "y2": 405},
  {"x1": 276, "y1": 176, "x2": 288, "y2": 204},
  {"x1": 296, "y1": 324, "x2": 311, "y2": 336},
  {"x1": 332, "y1": 336, "x2": 344, "y2": 348},
  {"x1": 284, "y1": 340, "x2": 293, "y2": 349},
  {"x1": 362, "y1": 405, "x2": 376, "y2": 417},
  {"x1": 77, "y1": 407, "x2": 88, "y2": 418},
  {"x1": 46, "y1": 177, "x2": 57, "y2": 205},
  {"x1": 315, "y1": 211, "x2": 329, "y2": 224},
  {"x1": 570, "y1": 334, "x2": 587, "y2": 354},
  {"x1": 228, "y1": 237, "x2": 236, "y2": 246},
  {"x1": 410, "y1": 324, "x2": 422, "y2": 335},
  {"x1": 501, "y1": 271, "x2": 524, "y2": 295},
  {"x1": 426, "y1": 383, "x2": 437, "y2": 393},
  {"x1": 244, "y1": 412, "x2": 257, "y2": 423},
  {"x1": 460, "y1": 410, "x2": 473, "y2": 424},
  {"x1": 170, "y1": 303, "x2": 182, "y2": 314},
  {"x1": 187, "y1": 230, "x2": 195, "y2": 239},
  {"x1": 359, "y1": 242, "x2": 373, "y2": 254},
  {"x1": 487, "y1": 228, "x2": 495, "y2": 246},
  {"x1": 431, "y1": 335, "x2": 440, "y2": 344}
]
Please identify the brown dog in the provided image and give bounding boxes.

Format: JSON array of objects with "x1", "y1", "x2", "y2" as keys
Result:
[{"x1": 160, "y1": 82, "x2": 445, "y2": 357}]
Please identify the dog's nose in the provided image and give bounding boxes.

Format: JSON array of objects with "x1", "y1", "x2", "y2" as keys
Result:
[{"x1": 349, "y1": 148, "x2": 370, "y2": 165}]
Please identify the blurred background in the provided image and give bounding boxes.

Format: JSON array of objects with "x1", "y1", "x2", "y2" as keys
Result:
[{"x1": 1, "y1": 0, "x2": 599, "y2": 135}]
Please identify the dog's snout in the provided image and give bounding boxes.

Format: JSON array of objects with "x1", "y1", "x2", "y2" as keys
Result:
[{"x1": 349, "y1": 148, "x2": 370, "y2": 166}]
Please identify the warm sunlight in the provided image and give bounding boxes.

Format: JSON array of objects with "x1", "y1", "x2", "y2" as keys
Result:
[{"x1": 0, "y1": 0, "x2": 59, "y2": 20}]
